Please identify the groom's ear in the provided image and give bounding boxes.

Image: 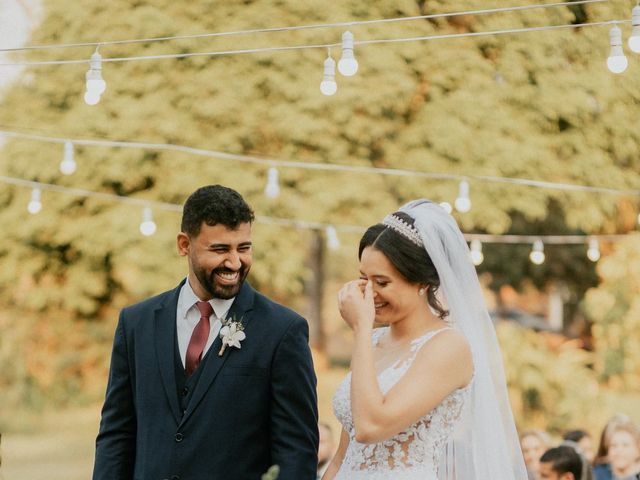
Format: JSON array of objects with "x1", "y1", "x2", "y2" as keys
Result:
[{"x1": 177, "y1": 232, "x2": 190, "y2": 256}]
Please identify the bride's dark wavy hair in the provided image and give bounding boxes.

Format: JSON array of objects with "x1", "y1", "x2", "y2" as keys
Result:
[{"x1": 358, "y1": 211, "x2": 449, "y2": 320}]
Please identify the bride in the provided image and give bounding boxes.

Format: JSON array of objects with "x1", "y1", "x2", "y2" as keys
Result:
[{"x1": 323, "y1": 200, "x2": 527, "y2": 480}]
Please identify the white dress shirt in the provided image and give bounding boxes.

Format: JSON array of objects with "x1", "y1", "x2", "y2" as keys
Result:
[{"x1": 176, "y1": 278, "x2": 235, "y2": 367}]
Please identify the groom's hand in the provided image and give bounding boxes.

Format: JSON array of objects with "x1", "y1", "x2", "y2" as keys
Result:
[{"x1": 337, "y1": 280, "x2": 375, "y2": 331}]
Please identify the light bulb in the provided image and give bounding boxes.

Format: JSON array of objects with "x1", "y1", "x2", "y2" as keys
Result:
[
  {"x1": 320, "y1": 55, "x2": 337, "y2": 96},
  {"x1": 27, "y1": 188, "x2": 42, "y2": 214},
  {"x1": 265, "y1": 167, "x2": 280, "y2": 198},
  {"x1": 629, "y1": 6, "x2": 640, "y2": 53},
  {"x1": 439, "y1": 202, "x2": 452, "y2": 214},
  {"x1": 325, "y1": 225, "x2": 340, "y2": 250},
  {"x1": 139, "y1": 208, "x2": 157, "y2": 236},
  {"x1": 529, "y1": 240, "x2": 545, "y2": 265},
  {"x1": 587, "y1": 238, "x2": 600, "y2": 262},
  {"x1": 470, "y1": 239, "x2": 484, "y2": 266},
  {"x1": 607, "y1": 26, "x2": 628, "y2": 74},
  {"x1": 87, "y1": 52, "x2": 106, "y2": 94},
  {"x1": 320, "y1": 80, "x2": 337, "y2": 96},
  {"x1": 630, "y1": 27, "x2": 640, "y2": 53},
  {"x1": 83, "y1": 51, "x2": 106, "y2": 105},
  {"x1": 86, "y1": 69, "x2": 106, "y2": 96},
  {"x1": 84, "y1": 90, "x2": 101, "y2": 105},
  {"x1": 338, "y1": 31, "x2": 359, "y2": 76},
  {"x1": 59, "y1": 141, "x2": 76, "y2": 175},
  {"x1": 455, "y1": 180, "x2": 471, "y2": 213}
]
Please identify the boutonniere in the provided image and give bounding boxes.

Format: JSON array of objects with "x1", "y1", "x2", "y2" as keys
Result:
[{"x1": 218, "y1": 316, "x2": 245, "y2": 356}]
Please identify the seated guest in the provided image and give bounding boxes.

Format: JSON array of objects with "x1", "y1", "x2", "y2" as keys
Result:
[
  {"x1": 564, "y1": 430, "x2": 595, "y2": 465},
  {"x1": 607, "y1": 422, "x2": 640, "y2": 480},
  {"x1": 593, "y1": 415, "x2": 639, "y2": 480},
  {"x1": 522, "y1": 429, "x2": 553, "y2": 480},
  {"x1": 540, "y1": 446, "x2": 583, "y2": 480}
]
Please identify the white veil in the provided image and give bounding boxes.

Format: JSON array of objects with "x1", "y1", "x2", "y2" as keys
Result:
[{"x1": 398, "y1": 199, "x2": 527, "y2": 480}]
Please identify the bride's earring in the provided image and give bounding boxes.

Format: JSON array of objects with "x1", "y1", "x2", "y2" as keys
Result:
[{"x1": 418, "y1": 287, "x2": 426, "y2": 296}]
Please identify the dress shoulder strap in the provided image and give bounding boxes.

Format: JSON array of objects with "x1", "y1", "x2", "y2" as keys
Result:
[{"x1": 410, "y1": 326, "x2": 454, "y2": 353}]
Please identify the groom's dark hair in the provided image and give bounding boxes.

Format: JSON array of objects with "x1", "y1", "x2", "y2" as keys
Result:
[{"x1": 181, "y1": 185, "x2": 254, "y2": 237}]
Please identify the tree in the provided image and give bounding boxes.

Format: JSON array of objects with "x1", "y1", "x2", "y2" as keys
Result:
[
  {"x1": 0, "y1": 0, "x2": 638, "y2": 409},
  {"x1": 584, "y1": 234, "x2": 640, "y2": 390}
]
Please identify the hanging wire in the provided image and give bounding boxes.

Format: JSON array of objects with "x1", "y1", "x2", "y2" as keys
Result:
[
  {"x1": 2, "y1": 175, "x2": 635, "y2": 244},
  {"x1": 0, "y1": 19, "x2": 628, "y2": 67},
  {"x1": 0, "y1": 0, "x2": 607, "y2": 54},
  {"x1": 1, "y1": 130, "x2": 638, "y2": 197}
]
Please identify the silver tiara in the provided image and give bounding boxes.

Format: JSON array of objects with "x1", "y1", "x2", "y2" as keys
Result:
[{"x1": 382, "y1": 214, "x2": 423, "y2": 247}]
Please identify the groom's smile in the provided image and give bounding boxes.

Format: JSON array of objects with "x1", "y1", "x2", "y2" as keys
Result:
[
  {"x1": 214, "y1": 269, "x2": 240, "y2": 285},
  {"x1": 179, "y1": 221, "x2": 253, "y2": 301}
]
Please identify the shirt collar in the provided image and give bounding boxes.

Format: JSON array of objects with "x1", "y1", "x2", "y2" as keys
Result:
[{"x1": 178, "y1": 278, "x2": 235, "y2": 320}]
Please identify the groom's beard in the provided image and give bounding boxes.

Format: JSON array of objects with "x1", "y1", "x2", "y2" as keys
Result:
[{"x1": 196, "y1": 265, "x2": 249, "y2": 300}]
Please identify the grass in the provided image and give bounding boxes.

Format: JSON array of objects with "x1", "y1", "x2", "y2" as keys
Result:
[
  {"x1": 1, "y1": 405, "x2": 99, "y2": 480},
  {"x1": 0, "y1": 366, "x2": 347, "y2": 480}
]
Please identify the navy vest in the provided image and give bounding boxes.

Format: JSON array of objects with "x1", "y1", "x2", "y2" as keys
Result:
[{"x1": 174, "y1": 330, "x2": 211, "y2": 416}]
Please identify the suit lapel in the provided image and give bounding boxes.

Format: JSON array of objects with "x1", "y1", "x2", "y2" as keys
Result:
[
  {"x1": 179, "y1": 281, "x2": 256, "y2": 426},
  {"x1": 154, "y1": 281, "x2": 184, "y2": 424}
]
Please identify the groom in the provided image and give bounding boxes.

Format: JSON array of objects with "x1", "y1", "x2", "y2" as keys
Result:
[{"x1": 93, "y1": 185, "x2": 319, "y2": 480}]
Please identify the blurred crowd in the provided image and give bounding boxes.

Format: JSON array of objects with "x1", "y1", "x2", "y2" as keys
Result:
[{"x1": 520, "y1": 414, "x2": 640, "y2": 480}]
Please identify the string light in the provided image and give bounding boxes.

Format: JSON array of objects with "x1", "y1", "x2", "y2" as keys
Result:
[
  {"x1": 0, "y1": 0, "x2": 607, "y2": 55},
  {"x1": 319, "y1": 51, "x2": 337, "y2": 96},
  {"x1": 587, "y1": 238, "x2": 601, "y2": 262},
  {"x1": 27, "y1": 188, "x2": 42, "y2": 214},
  {"x1": 0, "y1": 18, "x2": 625, "y2": 68},
  {"x1": 2, "y1": 129, "x2": 640, "y2": 206},
  {"x1": 607, "y1": 26, "x2": 628, "y2": 74},
  {"x1": 530, "y1": 239, "x2": 546, "y2": 265},
  {"x1": 338, "y1": 31, "x2": 358, "y2": 76},
  {"x1": 264, "y1": 167, "x2": 280, "y2": 198},
  {"x1": 84, "y1": 50, "x2": 106, "y2": 105},
  {"x1": 2, "y1": 175, "x2": 634, "y2": 259},
  {"x1": 139, "y1": 207, "x2": 157, "y2": 236},
  {"x1": 470, "y1": 239, "x2": 484, "y2": 266},
  {"x1": 439, "y1": 202, "x2": 453, "y2": 214},
  {"x1": 325, "y1": 225, "x2": 340, "y2": 250},
  {"x1": 629, "y1": 5, "x2": 640, "y2": 53},
  {"x1": 1, "y1": 130, "x2": 639, "y2": 198},
  {"x1": 59, "y1": 141, "x2": 76, "y2": 175},
  {"x1": 455, "y1": 180, "x2": 471, "y2": 213}
]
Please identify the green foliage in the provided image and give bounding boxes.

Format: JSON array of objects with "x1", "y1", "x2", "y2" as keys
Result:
[
  {"x1": 498, "y1": 321, "x2": 640, "y2": 436},
  {"x1": 479, "y1": 200, "x2": 600, "y2": 295},
  {"x1": 584, "y1": 234, "x2": 640, "y2": 389},
  {"x1": 0, "y1": 0, "x2": 639, "y2": 415},
  {"x1": 497, "y1": 322, "x2": 603, "y2": 434}
]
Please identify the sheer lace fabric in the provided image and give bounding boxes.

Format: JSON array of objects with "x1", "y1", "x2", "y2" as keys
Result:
[{"x1": 332, "y1": 327, "x2": 472, "y2": 480}]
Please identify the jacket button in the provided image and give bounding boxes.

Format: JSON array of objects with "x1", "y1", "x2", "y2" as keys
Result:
[
  {"x1": 174, "y1": 433, "x2": 184, "y2": 442},
  {"x1": 171, "y1": 476, "x2": 181, "y2": 480},
  {"x1": 181, "y1": 387, "x2": 189, "y2": 396}
]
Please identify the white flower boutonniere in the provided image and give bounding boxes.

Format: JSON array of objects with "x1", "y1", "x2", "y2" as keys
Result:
[{"x1": 218, "y1": 317, "x2": 245, "y2": 356}]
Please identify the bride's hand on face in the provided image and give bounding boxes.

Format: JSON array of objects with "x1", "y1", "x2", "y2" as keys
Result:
[{"x1": 338, "y1": 279, "x2": 375, "y2": 332}]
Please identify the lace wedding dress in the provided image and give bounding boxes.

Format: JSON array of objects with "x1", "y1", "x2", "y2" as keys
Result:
[{"x1": 332, "y1": 327, "x2": 473, "y2": 480}]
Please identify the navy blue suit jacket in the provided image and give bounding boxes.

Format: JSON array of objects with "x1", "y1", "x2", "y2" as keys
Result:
[{"x1": 93, "y1": 281, "x2": 319, "y2": 480}]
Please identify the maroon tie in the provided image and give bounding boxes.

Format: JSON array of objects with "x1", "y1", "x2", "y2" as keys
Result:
[{"x1": 185, "y1": 301, "x2": 213, "y2": 376}]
